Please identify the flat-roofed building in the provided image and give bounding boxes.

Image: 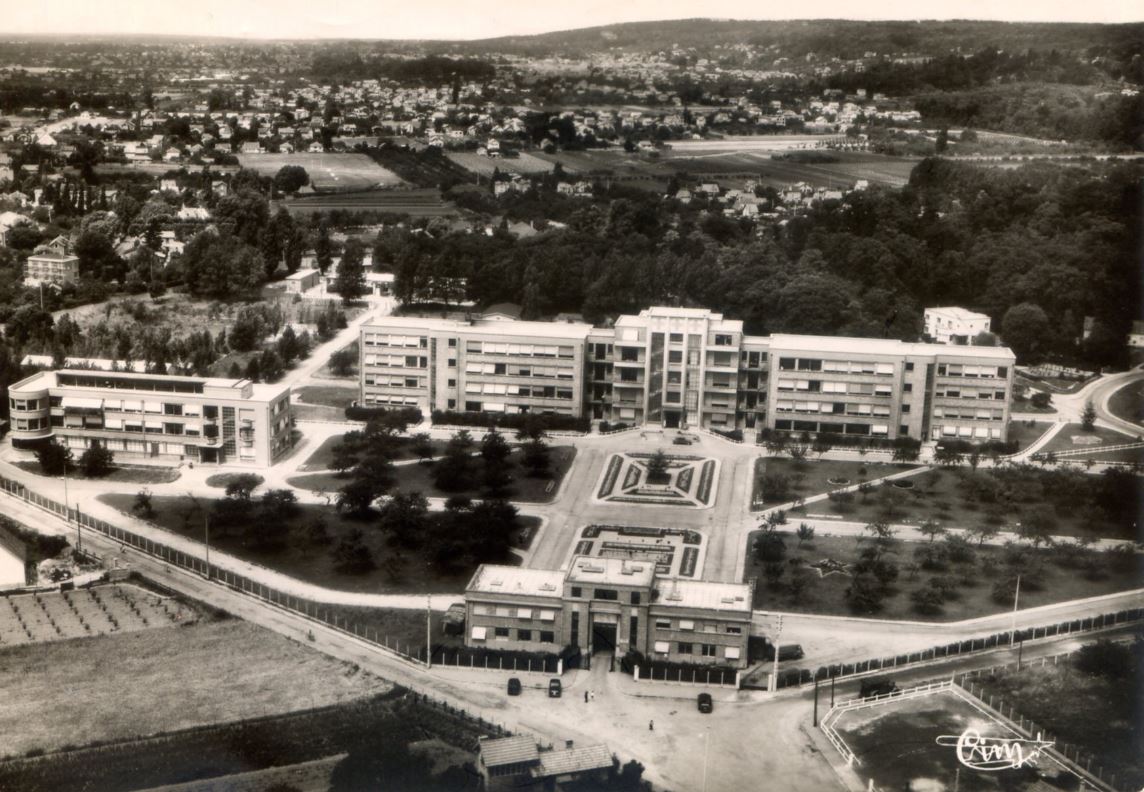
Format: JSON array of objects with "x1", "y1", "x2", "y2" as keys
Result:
[
  {"x1": 360, "y1": 315, "x2": 592, "y2": 417},
  {"x1": 464, "y1": 556, "x2": 752, "y2": 668},
  {"x1": 924, "y1": 307, "x2": 992, "y2": 345},
  {"x1": 361, "y1": 307, "x2": 1017, "y2": 443},
  {"x1": 7, "y1": 369, "x2": 293, "y2": 467},
  {"x1": 24, "y1": 251, "x2": 80, "y2": 285},
  {"x1": 766, "y1": 334, "x2": 1014, "y2": 443}
]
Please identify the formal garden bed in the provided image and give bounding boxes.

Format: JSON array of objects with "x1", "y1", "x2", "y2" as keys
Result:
[
  {"x1": 595, "y1": 451, "x2": 719, "y2": 508},
  {"x1": 744, "y1": 531, "x2": 1142, "y2": 620},
  {"x1": 99, "y1": 494, "x2": 534, "y2": 595}
]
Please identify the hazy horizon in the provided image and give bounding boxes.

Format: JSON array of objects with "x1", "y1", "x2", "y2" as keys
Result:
[{"x1": 1, "y1": 1, "x2": 1140, "y2": 43}]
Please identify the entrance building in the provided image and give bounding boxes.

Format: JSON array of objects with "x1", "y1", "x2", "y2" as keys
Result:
[{"x1": 464, "y1": 556, "x2": 752, "y2": 669}]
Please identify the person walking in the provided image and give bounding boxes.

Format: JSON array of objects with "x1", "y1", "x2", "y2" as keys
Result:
[
  {"x1": 584, "y1": 690, "x2": 589, "y2": 703},
  {"x1": 649, "y1": 720, "x2": 654, "y2": 731}
]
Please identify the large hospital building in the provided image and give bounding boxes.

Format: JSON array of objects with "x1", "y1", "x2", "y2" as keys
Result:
[
  {"x1": 361, "y1": 307, "x2": 1016, "y2": 443},
  {"x1": 8, "y1": 370, "x2": 293, "y2": 468}
]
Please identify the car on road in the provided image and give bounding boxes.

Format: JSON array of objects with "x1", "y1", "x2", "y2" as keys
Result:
[
  {"x1": 507, "y1": 677, "x2": 522, "y2": 696},
  {"x1": 548, "y1": 678, "x2": 562, "y2": 698},
  {"x1": 673, "y1": 436, "x2": 692, "y2": 445},
  {"x1": 860, "y1": 677, "x2": 898, "y2": 698},
  {"x1": 697, "y1": 693, "x2": 713, "y2": 713}
]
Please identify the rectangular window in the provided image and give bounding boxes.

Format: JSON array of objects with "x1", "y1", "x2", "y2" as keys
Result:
[
  {"x1": 518, "y1": 629, "x2": 532, "y2": 641},
  {"x1": 905, "y1": 362, "x2": 914, "y2": 372},
  {"x1": 631, "y1": 592, "x2": 641, "y2": 605},
  {"x1": 701, "y1": 644, "x2": 717, "y2": 657},
  {"x1": 540, "y1": 630, "x2": 555, "y2": 643},
  {"x1": 726, "y1": 626, "x2": 742, "y2": 634},
  {"x1": 629, "y1": 615, "x2": 639, "y2": 643},
  {"x1": 669, "y1": 332, "x2": 683, "y2": 343},
  {"x1": 654, "y1": 641, "x2": 670, "y2": 653},
  {"x1": 494, "y1": 627, "x2": 510, "y2": 638},
  {"x1": 593, "y1": 588, "x2": 618, "y2": 601},
  {"x1": 678, "y1": 619, "x2": 695, "y2": 631},
  {"x1": 655, "y1": 619, "x2": 671, "y2": 629},
  {"x1": 678, "y1": 642, "x2": 693, "y2": 654},
  {"x1": 570, "y1": 587, "x2": 582, "y2": 598}
]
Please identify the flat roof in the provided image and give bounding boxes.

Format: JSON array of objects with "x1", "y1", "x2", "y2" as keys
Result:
[
  {"x1": 653, "y1": 578, "x2": 752, "y2": 614},
  {"x1": 770, "y1": 334, "x2": 1015, "y2": 361},
  {"x1": 479, "y1": 735, "x2": 538, "y2": 768},
  {"x1": 566, "y1": 556, "x2": 656, "y2": 587},
  {"x1": 365, "y1": 315, "x2": 593, "y2": 341},
  {"x1": 466, "y1": 565, "x2": 564, "y2": 599},
  {"x1": 284, "y1": 268, "x2": 319, "y2": 280}
]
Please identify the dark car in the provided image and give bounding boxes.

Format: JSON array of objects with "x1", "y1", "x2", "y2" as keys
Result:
[
  {"x1": 548, "y1": 678, "x2": 562, "y2": 698},
  {"x1": 860, "y1": 677, "x2": 898, "y2": 698},
  {"x1": 697, "y1": 693, "x2": 713, "y2": 713},
  {"x1": 507, "y1": 677, "x2": 522, "y2": 696},
  {"x1": 673, "y1": 436, "x2": 693, "y2": 445},
  {"x1": 762, "y1": 640, "x2": 804, "y2": 662}
]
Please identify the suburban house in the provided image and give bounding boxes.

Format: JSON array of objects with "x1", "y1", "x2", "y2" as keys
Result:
[
  {"x1": 923, "y1": 307, "x2": 992, "y2": 345},
  {"x1": 477, "y1": 735, "x2": 612, "y2": 790}
]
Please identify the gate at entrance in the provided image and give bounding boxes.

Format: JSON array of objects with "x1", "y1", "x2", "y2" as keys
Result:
[
  {"x1": 591, "y1": 621, "x2": 617, "y2": 654},
  {"x1": 664, "y1": 410, "x2": 680, "y2": 429}
]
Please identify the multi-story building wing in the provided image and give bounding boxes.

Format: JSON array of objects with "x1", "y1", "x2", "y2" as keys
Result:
[
  {"x1": 23, "y1": 251, "x2": 80, "y2": 285},
  {"x1": 360, "y1": 316, "x2": 592, "y2": 418},
  {"x1": 8, "y1": 370, "x2": 292, "y2": 467},
  {"x1": 923, "y1": 306, "x2": 992, "y2": 345},
  {"x1": 361, "y1": 307, "x2": 1016, "y2": 442},
  {"x1": 464, "y1": 557, "x2": 752, "y2": 668}
]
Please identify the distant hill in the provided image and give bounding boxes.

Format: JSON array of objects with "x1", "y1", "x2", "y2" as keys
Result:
[{"x1": 430, "y1": 18, "x2": 1144, "y2": 60}]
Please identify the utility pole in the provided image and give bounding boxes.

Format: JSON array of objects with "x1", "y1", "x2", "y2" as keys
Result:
[
  {"x1": 813, "y1": 676, "x2": 819, "y2": 727},
  {"x1": 770, "y1": 614, "x2": 784, "y2": 692},
  {"x1": 204, "y1": 513, "x2": 211, "y2": 580},
  {"x1": 830, "y1": 671, "x2": 836, "y2": 707},
  {"x1": 1009, "y1": 575, "x2": 1021, "y2": 646},
  {"x1": 425, "y1": 593, "x2": 432, "y2": 669}
]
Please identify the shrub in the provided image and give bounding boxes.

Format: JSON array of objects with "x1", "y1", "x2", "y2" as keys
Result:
[
  {"x1": 430, "y1": 410, "x2": 589, "y2": 434},
  {"x1": 345, "y1": 405, "x2": 423, "y2": 425}
]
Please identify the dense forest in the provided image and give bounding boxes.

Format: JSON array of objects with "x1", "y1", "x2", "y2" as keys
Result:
[{"x1": 377, "y1": 159, "x2": 1138, "y2": 369}]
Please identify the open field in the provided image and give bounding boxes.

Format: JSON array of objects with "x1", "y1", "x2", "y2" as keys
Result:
[
  {"x1": 1037, "y1": 422, "x2": 1143, "y2": 463},
  {"x1": 530, "y1": 147, "x2": 919, "y2": 189},
  {"x1": 832, "y1": 689, "x2": 1069, "y2": 792},
  {"x1": 236, "y1": 152, "x2": 404, "y2": 190},
  {"x1": 754, "y1": 458, "x2": 919, "y2": 505},
  {"x1": 445, "y1": 151, "x2": 557, "y2": 177},
  {"x1": 745, "y1": 532, "x2": 1142, "y2": 619},
  {"x1": 297, "y1": 433, "x2": 449, "y2": 472},
  {"x1": 278, "y1": 188, "x2": 456, "y2": 217},
  {"x1": 1005, "y1": 420, "x2": 1054, "y2": 451},
  {"x1": 0, "y1": 619, "x2": 391, "y2": 758},
  {"x1": 289, "y1": 444, "x2": 574, "y2": 503},
  {"x1": 99, "y1": 495, "x2": 535, "y2": 594},
  {"x1": 293, "y1": 384, "x2": 359, "y2": 409},
  {"x1": 0, "y1": 690, "x2": 488, "y2": 792},
  {"x1": 1108, "y1": 379, "x2": 1144, "y2": 426},
  {"x1": 972, "y1": 649, "x2": 1144, "y2": 790}
]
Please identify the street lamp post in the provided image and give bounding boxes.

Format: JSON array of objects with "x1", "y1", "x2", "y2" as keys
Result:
[
  {"x1": 770, "y1": 614, "x2": 784, "y2": 692},
  {"x1": 1009, "y1": 574, "x2": 1021, "y2": 646},
  {"x1": 425, "y1": 594, "x2": 432, "y2": 669}
]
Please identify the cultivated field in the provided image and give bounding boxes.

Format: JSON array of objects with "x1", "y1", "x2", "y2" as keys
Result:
[
  {"x1": 278, "y1": 188, "x2": 456, "y2": 217},
  {"x1": 446, "y1": 151, "x2": 557, "y2": 177},
  {"x1": 236, "y1": 152, "x2": 404, "y2": 191},
  {"x1": 0, "y1": 619, "x2": 391, "y2": 758}
]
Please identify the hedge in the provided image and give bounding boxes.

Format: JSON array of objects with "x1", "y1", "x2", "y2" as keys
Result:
[
  {"x1": 344, "y1": 405, "x2": 423, "y2": 425},
  {"x1": 430, "y1": 410, "x2": 590, "y2": 434}
]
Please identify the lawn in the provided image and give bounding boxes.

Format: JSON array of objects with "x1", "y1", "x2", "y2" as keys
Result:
[
  {"x1": 98, "y1": 494, "x2": 534, "y2": 595},
  {"x1": 1038, "y1": 422, "x2": 1141, "y2": 461},
  {"x1": 744, "y1": 532, "x2": 1142, "y2": 620},
  {"x1": 799, "y1": 463, "x2": 1140, "y2": 540},
  {"x1": 0, "y1": 619, "x2": 391, "y2": 759},
  {"x1": 297, "y1": 433, "x2": 449, "y2": 472},
  {"x1": 833, "y1": 691, "x2": 1055, "y2": 792},
  {"x1": 1108, "y1": 379, "x2": 1144, "y2": 426},
  {"x1": 1004, "y1": 419, "x2": 1054, "y2": 451},
  {"x1": 289, "y1": 444, "x2": 576, "y2": 504},
  {"x1": 205, "y1": 472, "x2": 265, "y2": 489},
  {"x1": 294, "y1": 384, "x2": 359, "y2": 409},
  {"x1": 971, "y1": 648, "x2": 1144, "y2": 790},
  {"x1": 753, "y1": 457, "x2": 919, "y2": 505},
  {"x1": 236, "y1": 152, "x2": 405, "y2": 190},
  {"x1": 12, "y1": 461, "x2": 180, "y2": 485}
]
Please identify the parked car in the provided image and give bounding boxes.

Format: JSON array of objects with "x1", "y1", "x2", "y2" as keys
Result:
[
  {"x1": 859, "y1": 677, "x2": 898, "y2": 698},
  {"x1": 761, "y1": 640, "x2": 804, "y2": 662},
  {"x1": 673, "y1": 436, "x2": 692, "y2": 445},
  {"x1": 697, "y1": 692, "x2": 713, "y2": 713},
  {"x1": 507, "y1": 677, "x2": 522, "y2": 696},
  {"x1": 548, "y1": 678, "x2": 562, "y2": 698}
]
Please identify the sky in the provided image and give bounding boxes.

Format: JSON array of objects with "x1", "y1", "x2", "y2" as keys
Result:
[{"x1": 2, "y1": 0, "x2": 1140, "y2": 40}]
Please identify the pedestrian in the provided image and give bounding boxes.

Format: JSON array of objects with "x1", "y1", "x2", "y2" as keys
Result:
[
  {"x1": 590, "y1": 690, "x2": 595, "y2": 702},
  {"x1": 584, "y1": 690, "x2": 589, "y2": 703},
  {"x1": 649, "y1": 720, "x2": 654, "y2": 731}
]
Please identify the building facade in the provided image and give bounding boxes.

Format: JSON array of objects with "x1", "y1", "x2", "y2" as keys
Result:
[
  {"x1": 8, "y1": 369, "x2": 293, "y2": 467},
  {"x1": 360, "y1": 315, "x2": 592, "y2": 417},
  {"x1": 923, "y1": 307, "x2": 992, "y2": 345},
  {"x1": 464, "y1": 557, "x2": 752, "y2": 669},
  {"x1": 24, "y1": 251, "x2": 80, "y2": 285},
  {"x1": 363, "y1": 307, "x2": 1016, "y2": 443}
]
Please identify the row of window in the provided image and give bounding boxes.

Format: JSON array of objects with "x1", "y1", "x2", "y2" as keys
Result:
[
  {"x1": 774, "y1": 419, "x2": 891, "y2": 436},
  {"x1": 778, "y1": 379, "x2": 895, "y2": 396},
  {"x1": 475, "y1": 627, "x2": 557, "y2": 643},
  {"x1": 935, "y1": 388, "x2": 1007, "y2": 400},
  {"x1": 932, "y1": 408, "x2": 1005, "y2": 421},
  {"x1": 937, "y1": 425, "x2": 1003, "y2": 439},
  {"x1": 779, "y1": 358, "x2": 901, "y2": 375},
  {"x1": 568, "y1": 586, "x2": 641, "y2": 604},
  {"x1": 364, "y1": 375, "x2": 424, "y2": 389},
  {"x1": 464, "y1": 383, "x2": 574, "y2": 400},
  {"x1": 652, "y1": 641, "x2": 741, "y2": 660},
  {"x1": 463, "y1": 363, "x2": 575, "y2": 380},
  {"x1": 775, "y1": 401, "x2": 894, "y2": 417},
  {"x1": 937, "y1": 364, "x2": 1007, "y2": 378},
  {"x1": 362, "y1": 333, "x2": 426, "y2": 348},
  {"x1": 471, "y1": 605, "x2": 559, "y2": 620},
  {"x1": 363, "y1": 354, "x2": 427, "y2": 368},
  {"x1": 654, "y1": 618, "x2": 742, "y2": 635},
  {"x1": 466, "y1": 341, "x2": 576, "y2": 359},
  {"x1": 362, "y1": 395, "x2": 420, "y2": 407},
  {"x1": 9, "y1": 398, "x2": 43, "y2": 411}
]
